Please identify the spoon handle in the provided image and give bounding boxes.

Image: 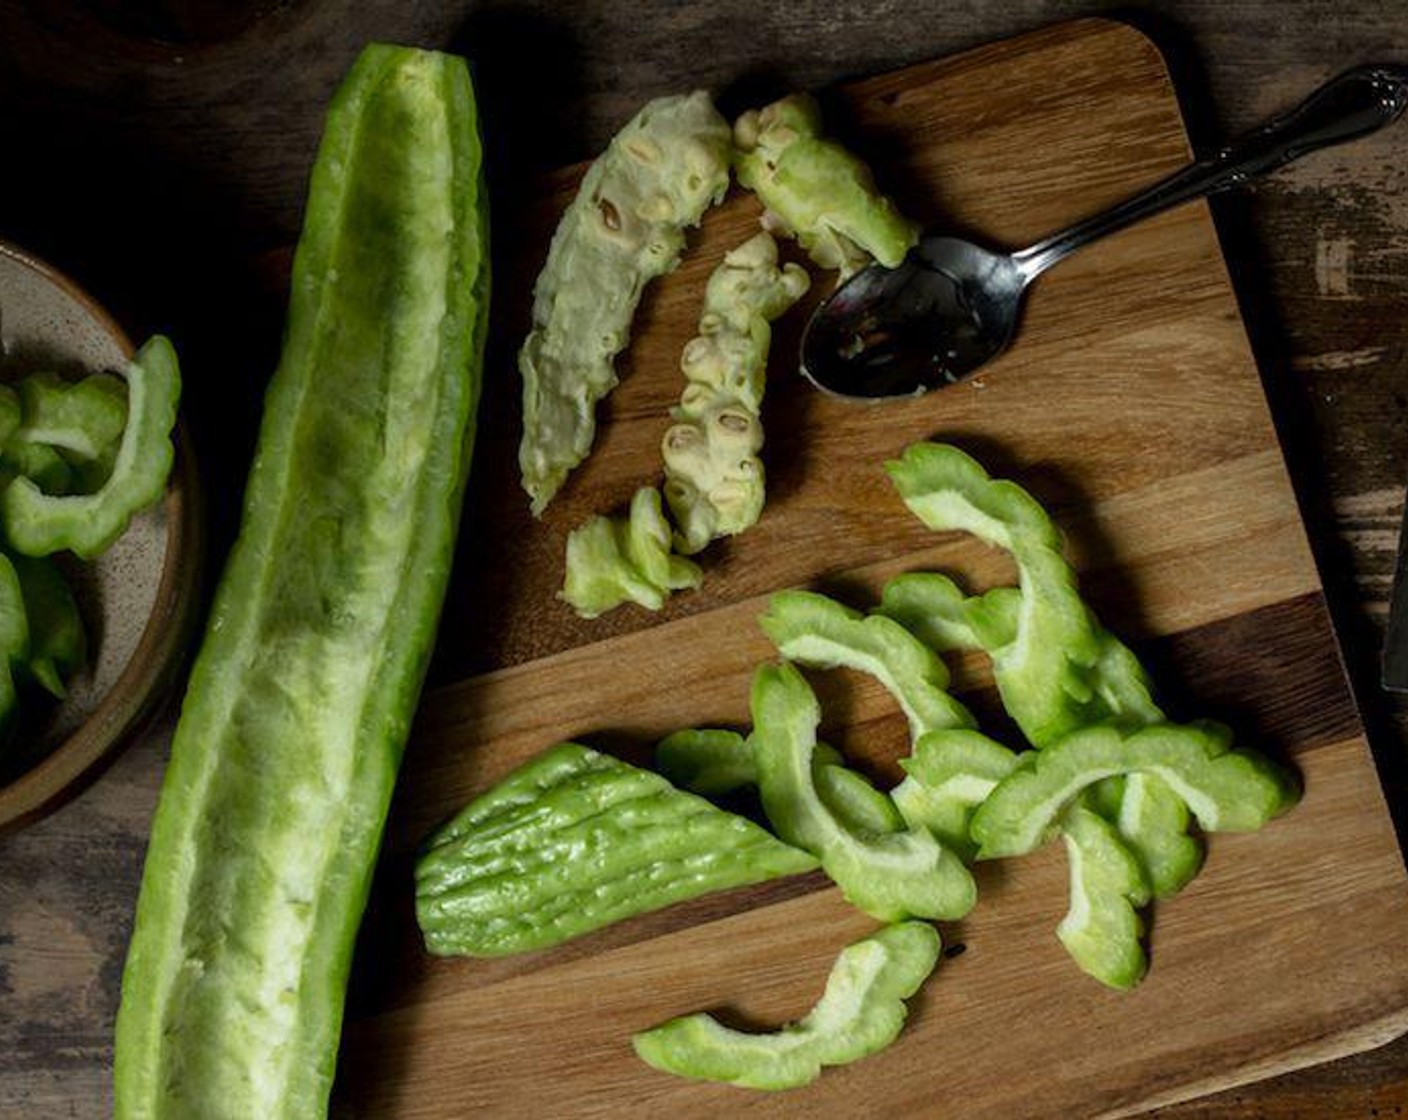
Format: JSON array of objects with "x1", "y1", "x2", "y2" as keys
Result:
[{"x1": 1012, "y1": 64, "x2": 1408, "y2": 280}]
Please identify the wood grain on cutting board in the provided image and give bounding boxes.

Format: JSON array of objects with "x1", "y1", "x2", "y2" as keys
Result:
[{"x1": 334, "y1": 18, "x2": 1408, "y2": 1118}]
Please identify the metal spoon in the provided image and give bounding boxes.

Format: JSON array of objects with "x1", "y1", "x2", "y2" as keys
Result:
[{"x1": 802, "y1": 64, "x2": 1408, "y2": 400}]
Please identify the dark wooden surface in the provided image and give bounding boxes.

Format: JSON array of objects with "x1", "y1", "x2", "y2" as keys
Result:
[{"x1": 1, "y1": 2, "x2": 1407, "y2": 1116}]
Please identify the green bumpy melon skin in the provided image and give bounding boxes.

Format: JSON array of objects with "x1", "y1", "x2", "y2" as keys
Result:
[
  {"x1": 880, "y1": 446, "x2": 1296, "y2": 987},
  {"x1": 760, "y1": 588, "x2": 976, "y2": 740},
  {"x1": 879, "y1": 569, "x2": 1199, "y2": 897},
  {"x1": 734, "y1": 93, "x2": 919, "y2": 276},
  {"x1": 880, "y1": 455, "x2": 1206, "y2": 903},
  {"x1": 891, "y1": 729, "x2": 1021, "y2": 862},
  {"x1": 0, "y1": 552, "x2": 29, "y2": 735},
  {"x1": 520, "y1": 92, "x2": 732, "y2": 516},
  {"x1": 885, "y1": 444, "x2": 1104, "y2": 749},
  {"x1": 0, "y1": 371, "x2": 121, "y2": 497},
  {"x1": 750, "y1": 662, "x2": 975, "y2": 923},
  {"x1": 656, "y1": 727, "x2": 763, "y2": 796},
  {"x1": 0, "y1": 552, "x2": 74, "y2": 759},
  {"x1": 1058, "y1": 804, "x2": 1152, "y2": 990},
  {"x1": 9, "y1": 369, "x2": 127, "y2": 470},
  {"x1": 656, "y1": 726, "x2": 900, "y2": 835},
  {"x1": 113, "y1": 45, "x2": 490, "y2": 1120},
  {"x1": 2, "y1": 336, "x2": 179, "y2": 559},
  {"x1": 0, "y1": 384, "x2": 20, "y2": 449},
  {"x1": 10, "y1": 553, "x2": 84, "y2": 699},
  {"x1": 416, "y1": 742, "x2": 819, "y2": 957},
  {"x1": 633, "y1": 920, "x2": 940, "y2": 1090},
  {"x1": 971, "y1": 722, "x2": 1300, "y2": 860}
]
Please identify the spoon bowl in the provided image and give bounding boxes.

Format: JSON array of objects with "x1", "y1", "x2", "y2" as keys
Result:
[
  {"x1": 801, "y1": 63, "x2": 1408, "y2": 401},
  {"x1": 802, "y1": 235, "x2": 1024, "y2": 397}
]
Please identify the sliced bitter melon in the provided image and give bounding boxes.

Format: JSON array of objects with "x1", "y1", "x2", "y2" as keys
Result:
[
  {"x1": 751, "y1": 662, "x2": 975, "y2": 922},
  {"x1": 634, "y1": 921, "x2": 940, "y2": 1090}
]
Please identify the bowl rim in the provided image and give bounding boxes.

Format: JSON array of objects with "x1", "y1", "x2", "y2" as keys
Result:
[{"x1": 0, "y1": 238, "x2": 204, "y2": 835}]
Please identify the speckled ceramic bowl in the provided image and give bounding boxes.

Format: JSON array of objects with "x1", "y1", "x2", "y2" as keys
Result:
[{"x1": 0, "y1": 239, "x2": 202, "y2": 833}]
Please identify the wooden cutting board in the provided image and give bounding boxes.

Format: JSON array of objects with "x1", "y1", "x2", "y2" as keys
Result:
[{"x1": 333, "y1": 18, "x2": 1408, "y2": 1118}]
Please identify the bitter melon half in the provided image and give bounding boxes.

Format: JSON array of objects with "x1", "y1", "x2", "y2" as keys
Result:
[{"x1": 113, "y1": 44, "x2": 489, "y2": 1119}]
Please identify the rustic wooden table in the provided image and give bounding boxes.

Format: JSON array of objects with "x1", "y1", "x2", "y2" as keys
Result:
[{"x1": 1, "y1": 1, "x2": 1406, "y2": 1116}]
